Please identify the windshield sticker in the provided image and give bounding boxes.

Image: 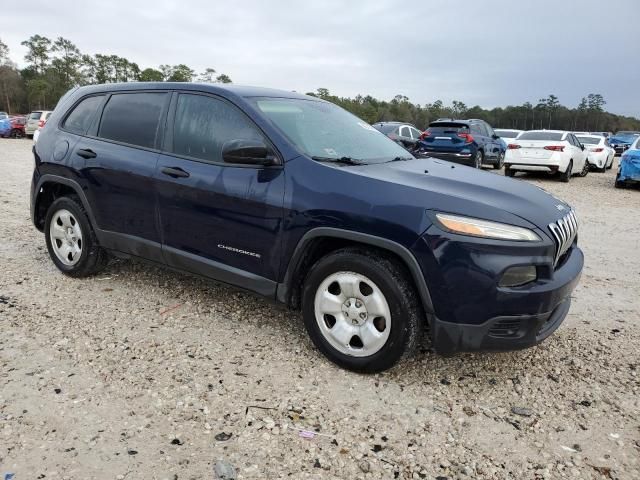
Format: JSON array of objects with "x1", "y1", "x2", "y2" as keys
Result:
[{"x1": 323, "y1": 148, "x2": 338, "y2": 156}]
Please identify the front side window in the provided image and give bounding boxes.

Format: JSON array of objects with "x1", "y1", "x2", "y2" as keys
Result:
[
  {"x1": 98, "y1": 92, "x2": 167, "y2": 149},
  {"x1": 63, "y1": 96, "x2": 104, "y2": 135},
  {"x1": 253, "y1": 98, "x2": 411, "y2": 163},
  {"x1": 172, "y1": 93, "x2": 264, "y2": 163}
]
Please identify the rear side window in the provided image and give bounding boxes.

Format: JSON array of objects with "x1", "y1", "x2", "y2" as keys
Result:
[
  {"x1": 63, "y1": 96, "x2": 104, "y2": 135},
  {"x1": 373, "y1": 124, "x2": 398, "y2": 134},
  {"x1": 518, "y1": 131, "x2": 564, "y2": 141},
  {"x1": 98, "y1": 92, "x2": 167, "y2": 149},
  {"x1": 172, "y1": 93, "x2": 264, "y2": 163}
]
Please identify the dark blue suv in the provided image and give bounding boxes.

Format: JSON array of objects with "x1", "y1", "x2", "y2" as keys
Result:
[
  {"x1": 416, "y1": 118, "x2": 504, "y2": 169},
  {"x1": 31, "y1": 83, "x2": 583, "y2": 372}
]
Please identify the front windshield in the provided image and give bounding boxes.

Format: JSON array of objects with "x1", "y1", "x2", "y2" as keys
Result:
[{"x1": 253, "y1": 98, "x2": 412, "y2": 163}]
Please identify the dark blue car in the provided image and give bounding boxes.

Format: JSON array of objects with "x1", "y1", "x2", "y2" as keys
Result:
[
  {"x1": 609, "y1": 131, "x2": 640, "y2": 156},
  {"x1": 415, "y1": 118, "x2": 504, "y2": 169},
  {"x1": 30, "y1": 83, "x2": 583, "y2": 372}
]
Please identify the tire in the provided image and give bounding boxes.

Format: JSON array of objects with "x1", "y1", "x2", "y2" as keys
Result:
[
  {"x1": 559, "y1": 161, "x2": 573, "y2": 183},
  {"x1": 504, "y1": 165, "x2": 515, "y2": 177},
  {"x1": 302, "y1": 248, "x2": 424, "y2": 373},
  {"x1": 10, "y1": 129, "x2": 22, "y2": 139},
  {"x1": 44, "y1": 195, "x2": 110, "y2": 277},
  {"x1": 614, "y1": 172, "x2": 625, "y2": 189},
  {"x1": 493, "y1": 151, "x2": 504, "y2": 170},
  {"x1": 473, "y1": 150, "x2": 483, "y2": 169},
  {"x1": 579, "y1": 159, "x2": 590, "y2": 177},
  {"x1": 606, "y1": 156, "x2": 613, "y2": 170}
]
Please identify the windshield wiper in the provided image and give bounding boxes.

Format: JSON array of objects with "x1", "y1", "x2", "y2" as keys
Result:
[
  {"x1": 311, "y1": 156, "x2": 365, "y2": 165},
  {"x1": 388, "y1": 156, "x2": 414, "y2": 162}
]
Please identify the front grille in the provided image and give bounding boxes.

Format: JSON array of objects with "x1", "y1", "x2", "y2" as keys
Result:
[
  {"x1": 488, "y1": 319, "x2": 523, "y2": 338},
  {"x1": 548, "y1": 210, "x2": 578, "y2": 267}
]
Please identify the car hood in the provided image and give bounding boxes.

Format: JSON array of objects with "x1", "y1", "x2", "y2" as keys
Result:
[
  {"x1": 609, "y1": 136, "x2": 634, "y2": 145},
  {"x1": 348, "y1": 157, "x2": 572, "y2": 231}
]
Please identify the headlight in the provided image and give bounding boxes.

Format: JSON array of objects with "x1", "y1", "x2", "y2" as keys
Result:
[{"x1": 435, "y1": 213, "x2": 541, "y2": 241}]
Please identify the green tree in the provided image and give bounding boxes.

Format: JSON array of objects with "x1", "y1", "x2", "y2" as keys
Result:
[
  {"x1": 215, "y1": 73, "x2": 232, "y2": 84},
  {"x1": 21, "y1": 34, "x2": 52, "y2": 74},
  {"x1": 198, "y1": 67, "x2": 217, "y2": 82},
  {"x1": 139, "y1": 67, "x2": 164, "y2": 82}
]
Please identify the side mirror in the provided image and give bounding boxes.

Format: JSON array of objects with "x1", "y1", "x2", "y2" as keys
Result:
[
  {"x1": 580, "y1": 144, "x2": 585, "y2": 151},
  {"x1": 222, "y1": 139, "x2": 276, "y2": 166},
  {"x1": 492, "y1": 134, "x2": 500, "y2": 140}
]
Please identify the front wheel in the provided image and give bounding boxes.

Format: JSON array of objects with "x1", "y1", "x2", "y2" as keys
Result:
[
  {"x1": 493, "y1": 151, "x2": 504, "y2": 170},
  {"x1": 302, "y1": 248, "x2": 424, "y2": 373}
]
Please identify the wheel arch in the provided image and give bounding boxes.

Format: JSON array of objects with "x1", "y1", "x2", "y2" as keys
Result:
[
  {"x1": 277, "y1": 228, "x2": 435, "y2": 317},
  {"x1": 32, "y1": 175, "x2": 96, "y2": 232}
]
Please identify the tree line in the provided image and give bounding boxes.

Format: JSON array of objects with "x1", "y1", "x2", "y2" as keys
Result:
[
  {"x1": 307, "y1": 90, "x2": 640, "y2": 133},
  {"x1": 0, "y1": 35, "x2": 232, "y2": 113},
  {"x1": 1, "y1": 35, "x2": 639, "y2": 133}
]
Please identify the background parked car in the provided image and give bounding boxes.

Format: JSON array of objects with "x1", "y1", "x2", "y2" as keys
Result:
[
  {"x1": 504, "y1": 130, "x2": 589, "y2": 182},
  {"x1": 25, "y1": 110, "x2": 52, "y2": 138},
  {"x1": 371, "y1": 122, "x2": 423, "y2": 150},
  {"x1": 494, "y1": 128, "x2": 524, "y2": 142},
  {"x1": 609, "y1": 131, "x2": 640, "y2": 156},
  {"x1": 0, "y1": 117, "x2": 11, "y2": 137},
  {"x1": 575, "y1": 134, "x2": 614, "y2": 172},
  {"x1": 616, "y1": 136, "x2": 640, "y2": 188},
  {"x1": 590, "y1": 131, "x2": 612, "y2": 138},
  {"x1": 0, "y1": 111, "x2": 8, "y2": 120},
  {"x1": 416, "y1": 118, "x2": 504, "y2": 169}
]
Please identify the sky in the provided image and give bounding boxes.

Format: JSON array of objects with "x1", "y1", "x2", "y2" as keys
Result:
[{"x1": 2, "y1": 0, "x2": 640, "y2": 117}]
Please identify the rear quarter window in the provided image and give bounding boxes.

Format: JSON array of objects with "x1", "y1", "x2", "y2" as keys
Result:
[
  {"x1": 97, "y1": 92, "x2": 167, "y2": 149},
  {"x1": 63, "y1": 96, "x2": 104, "y2": 135}
]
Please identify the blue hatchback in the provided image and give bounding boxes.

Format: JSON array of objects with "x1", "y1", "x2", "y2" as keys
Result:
[
  {"x1": 616, "y1": 137, "x2": 640, "y2": 188},
  {"x1": 416, "y1": 118, "x2": 504, "y2": 169},
  {"x1": 31, "y1": 83, "x2": 583, "y2": 372}
]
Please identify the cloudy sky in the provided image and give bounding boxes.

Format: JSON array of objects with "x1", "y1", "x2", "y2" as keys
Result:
[{"x1": 3, "y1": 0, "x2": 640, "y2": 116}]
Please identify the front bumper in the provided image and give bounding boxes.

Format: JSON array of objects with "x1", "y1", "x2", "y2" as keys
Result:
[{"x1": 412, "y1": 224, "x2": 584, "y2": 355}]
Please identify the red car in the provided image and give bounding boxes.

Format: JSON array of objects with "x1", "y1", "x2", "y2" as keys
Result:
[{"x1": 8, "y1": 116, "x2": 26, "y2": 138}]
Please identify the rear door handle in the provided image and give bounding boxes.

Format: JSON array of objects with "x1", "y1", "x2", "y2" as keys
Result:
[
  {"x1": 76, "y1": 148, "x2": 97, "y2": 159},
  {"x1": 161, "y1": 166, "x2": 190, "y2": 178}
]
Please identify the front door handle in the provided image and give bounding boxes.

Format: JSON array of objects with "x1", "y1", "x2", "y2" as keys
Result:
[
  {"x1": 161, "y1": 166, "x2": 190, "y2": 178},
  {"x1": 76, "y1": 148, "x2": 97, "y2": 159}
]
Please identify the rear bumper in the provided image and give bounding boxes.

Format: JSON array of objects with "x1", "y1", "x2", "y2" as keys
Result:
[{"x1": 422, "y1": 151, "x2": 475, "y2": 167}]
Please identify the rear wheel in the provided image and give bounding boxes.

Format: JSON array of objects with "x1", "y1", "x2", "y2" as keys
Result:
[
  {"x1": 579, "y1": 159, "x2": 590, "y2": 177},
  {"x1": 614, "y1": 172, "x2": 625, "y2": 189},
  {"x1": 44, "y1": 195, "x2": 110, "y2": 277},
  {"x1": 493, "y1": 151, "x2": 504, "y2": 169},
  {"x1": 559, "y1": 161, "x2": 573, "y2": 183},
  {"x1": 302, "y1": 248, "x2": 423, "y2": 373},
  {"x1": 10, "y1": 128, "x2": 23, "y2": 139},
  {"x1": 606, "y1": 155, "x2": 614, "y2": 170},
  {"x1": 473, "y1": 150, "x2": 483, "y2": 169}
]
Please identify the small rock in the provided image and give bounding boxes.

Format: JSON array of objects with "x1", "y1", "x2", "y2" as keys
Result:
[
  {"x1": 170, "y1": 438, "x2": 183, "y2": 445},
  {"x1": 511, "y1": 407, "x2": 534, "y2": 417},
  {"x1": 215, "y1": 432, "x2": 232, "y2": 441},
  {"x1": 359, "y1": 460, "x2": 371, "y2": 473},
  {"x1": 214, "y1": 459, "x2": 237, "y2": 480}
]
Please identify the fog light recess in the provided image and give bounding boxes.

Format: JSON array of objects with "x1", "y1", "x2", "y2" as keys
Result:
[{"x1": 499, "y1": 266, "x2": 537, "y2": 287}]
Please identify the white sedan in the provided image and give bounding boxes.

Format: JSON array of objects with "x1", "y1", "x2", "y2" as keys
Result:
[
  {"x1": 575, "y1": 134, "x2": 615, "y2": 172},
  {"x1": 494, "y1": 128, "x2": 524, "y2": 143},
  {"x1": 504, "y1": 130, "x2": 589, "y2": 182}
]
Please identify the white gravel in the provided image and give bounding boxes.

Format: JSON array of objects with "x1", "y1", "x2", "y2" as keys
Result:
[{"x1": 1, "y1": 138, "x2": 639, "y2": 479}]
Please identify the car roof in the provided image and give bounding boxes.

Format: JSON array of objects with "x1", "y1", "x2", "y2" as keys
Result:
[{"x1": 69, "y1": 82, "x2": 315, "y2": 101}]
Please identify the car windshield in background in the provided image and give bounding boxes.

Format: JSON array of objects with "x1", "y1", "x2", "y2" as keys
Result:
[
  {"x1": 253, "y1": 98, "x2": 411, "y2": 163},
  {"x1": 428, "y1": 123, "x2": 469, "y2": 134},
  {"x1": 518, "y1": 131, "x2": 565, "y2": 141},
  {"x1": 576, "y1": 136, "x2": 601, "y2": 145},
  {"x1": 495, "y1": 130, "x2": 519, "y2": 138}
]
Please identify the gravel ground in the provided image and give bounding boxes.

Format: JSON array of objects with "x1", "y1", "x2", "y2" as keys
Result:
[{"x1": 1, "y1": 138, "x2": 638, "y2": 480}]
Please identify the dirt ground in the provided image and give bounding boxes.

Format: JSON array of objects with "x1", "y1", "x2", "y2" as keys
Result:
[{"x1": 0, "y1": 138, "x2": 638, "y2": 480}]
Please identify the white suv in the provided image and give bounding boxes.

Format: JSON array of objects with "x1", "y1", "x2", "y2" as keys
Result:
[
  {"x1": 25, "y1": 110, "x2": 53, "y2": 138},
  {"x1": 504, "y1": 130, "x2": 589, "y2": 182}
]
